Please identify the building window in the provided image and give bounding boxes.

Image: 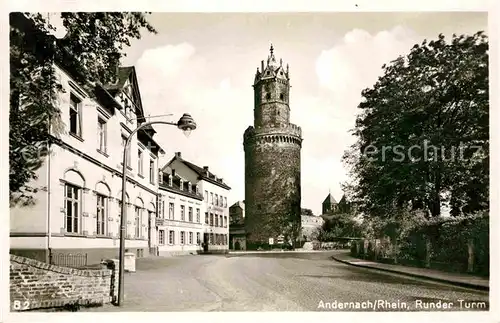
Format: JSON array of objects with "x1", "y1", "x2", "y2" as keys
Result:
[
  {"x1": 205, "y1": 190, "x2": 208, "y2": 201},
  {"x1": 135, "y1": 206, "x2": 142, "y2": 238},
  {"x1": 96, "y1": 194, "x2": 107, "y2": 235},
  {"x1": 161, "y1": 199, "x2": 165, "y2": 219},
  {"x1": 210, "y1": 213, "x2": 214, "y2": 226},
  {"x1": 215, "y1": 214, "x2": 218, "y2": 227},
  {"x1": 224, "y1": 216, "x2": 227, "y2": 228},
  {"x1": 138, "y1": 149, "x2": 143, "y2": 175},
  {"x1": 169, "y1": 202, "x2": 174, "y2": 220},
  {"x1": 159, "y1": 230, "x2": 165, "y2": 245},
  {"x1": 180, "y1": 231, "x2": 185, "y2": 245},
  {"x1": 215, "y1": 194, "x2": 218, "y2": 206},
  {"x1": 197, "y1": 232, "x2": 200, "y2": 245},
  {"x1": 196, "y1": 208, "x2": 200, "y2": 223},
  {"x1": 69, "y1": 93, "x2": 82, "y2": 137},
  {"x1": 149, "y1": 160, "x2": 155, "y2": 184},
  {"x1": 188, "y1": 207, "x2": 193, "y2": 222},
  {"x1": 64, "y1": 184, "x2": 80, "y2": 233},
  {"x1": 169, "y1": 230, "x2": 175, "y2": 244},
  {"x1": 224, "y1": 197, "x2": 227, "y2": 208},
  {"x1": 210, "y1": 192, "x2": 213, "y2": 204},
  {"x1": 121, "y1": 135, "x2": 131, "y2": 166},
  {"x1": 205, "y1": 212, "x2": 209, "y2": 224},
  {"x1": 209, "y1": 233, "x2": 212, "y2": 244},
  {"x1": 97, "y1": 118, "x2": 107, "y2": 152},
  {"x1": 219, "y1": 215, "x2": 223, "y2": 227},
  {"x1": 189, "y1": 232, "x2": 193, "y2": 244},
  {"x1": 180, "y1": 205, "x2": 185, "y2": 221}
]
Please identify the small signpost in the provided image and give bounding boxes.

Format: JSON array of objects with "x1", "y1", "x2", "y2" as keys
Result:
[{"x1": 269, "y1": 237, "x2": 274, "y2": 245}]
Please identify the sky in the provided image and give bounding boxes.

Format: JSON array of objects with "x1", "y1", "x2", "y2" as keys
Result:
[{"x1": 50, "y1": 12, "x2": 488, "y2": 215}]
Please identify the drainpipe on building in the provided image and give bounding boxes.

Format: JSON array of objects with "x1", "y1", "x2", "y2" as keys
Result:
[{"x1": 46, "y1": 26, "x2": 56, "y2": 265}]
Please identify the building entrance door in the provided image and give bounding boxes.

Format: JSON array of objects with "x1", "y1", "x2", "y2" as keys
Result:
[{"x1": 203, "y1": 233, "x2": 209, "y2": 253}]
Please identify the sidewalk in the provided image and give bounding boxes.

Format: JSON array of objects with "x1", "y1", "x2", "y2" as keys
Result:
[
  {"x1": 332, "y1": 251, "x2": 489, "y2": 291},
  {"x1": 228, "y1": 249, "x2": 331, "y2": 254}
]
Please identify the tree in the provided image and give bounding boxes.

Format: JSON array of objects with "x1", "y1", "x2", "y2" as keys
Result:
[
  {"x1": 10, "y1": 12, "x2": 157, "y2": 205},
  {"x1": 301, "y1": 208, "x2": 314, "y2": 216},
  {"x1": 317, "y1": 211, "x2": 363, "y2": 241},
  {"x1": 343, "y1": 32, "x2": 489, "y2": 218}
]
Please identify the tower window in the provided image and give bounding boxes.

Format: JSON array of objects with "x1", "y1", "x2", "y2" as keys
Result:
[
  {"x1": 280, "y1": 93, "x2": 284, "y2": 100},
  {"x1": 266, "y1": 93, "x2": 271, "y2": 100}
]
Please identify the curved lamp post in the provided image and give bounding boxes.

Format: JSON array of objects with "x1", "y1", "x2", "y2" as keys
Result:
[{"x1": 117, "y1": 113, "x2": 196, "y2": 306}]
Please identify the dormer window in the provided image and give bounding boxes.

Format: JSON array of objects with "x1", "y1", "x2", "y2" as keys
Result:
[
  {"x1": 168, "y1": 175, "x2": 173, "y2": 187},
  {"x1": 180, "y1": 179, "x2": 184, "y2": 191},
  {"x1": 188, "y1": 182, "x2": 192, "y2": 193},
  {"x1": 196, "y1": 185, "x2": 200, "y2": 195}
]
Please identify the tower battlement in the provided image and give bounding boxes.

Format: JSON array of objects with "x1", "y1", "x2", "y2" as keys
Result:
[{"x1": 243, "y1": 123, "x2": 302, "y2": 146}]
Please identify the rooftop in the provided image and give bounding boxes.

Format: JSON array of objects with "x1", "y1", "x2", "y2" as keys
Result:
[{"x1": 163, "y1": 152, "x2": 231, "y2": 190}]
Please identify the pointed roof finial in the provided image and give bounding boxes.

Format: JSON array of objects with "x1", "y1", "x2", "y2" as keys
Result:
[
  {"x1": 280, "y1": 58, "x2": 282, "y2": 66},
  {"x1": 270, "y1": 43, "x2": 275, "y2": 56}
]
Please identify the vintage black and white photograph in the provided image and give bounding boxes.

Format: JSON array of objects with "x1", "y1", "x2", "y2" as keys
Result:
[{"x1": 6, "y1": 4, "x2": 495, "y2": 317}]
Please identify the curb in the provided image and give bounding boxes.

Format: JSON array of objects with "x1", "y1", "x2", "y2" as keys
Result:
[{"x1": 331, "y1": 255, "x2": 489, "y2": 292}]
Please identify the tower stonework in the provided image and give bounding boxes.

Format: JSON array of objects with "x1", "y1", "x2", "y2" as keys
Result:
[{"x1": 243, "y1": 45, "x2": 303, "y2": 247}]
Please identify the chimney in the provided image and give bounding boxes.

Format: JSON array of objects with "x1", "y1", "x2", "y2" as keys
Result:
[
  {"x1": 203, "y1": 166, "x2": 209, "y2": 175},
  {"x1": 171, "y1": 169, "x2": 176, "y2": 177},
  {"x1": 219, "y1": 178, "x2": 223, "y2": 183},
  {"x1": 175, "y1": 152, "x2": 182, "y2": 158}
]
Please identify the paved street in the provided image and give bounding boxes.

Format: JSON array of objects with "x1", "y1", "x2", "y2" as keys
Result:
[{"x1": 84, "y1": 251, "x2": 489, "y2": 312}]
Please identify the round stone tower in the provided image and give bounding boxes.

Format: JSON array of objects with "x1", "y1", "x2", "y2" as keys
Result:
[{"x1": 243, "y1": 45, "x2": 303, "y2": 247}]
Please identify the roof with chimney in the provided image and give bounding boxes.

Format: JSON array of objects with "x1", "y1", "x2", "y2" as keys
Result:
[
  {"x1": 161, "y1": 152, "x2": 231, "y2": 190},
  {"x1": 158, "y1": 172, "x2": 203, "y2": 201},
  {"x1": 230, "y1": 201, "x2": 245, "y2": 211}
]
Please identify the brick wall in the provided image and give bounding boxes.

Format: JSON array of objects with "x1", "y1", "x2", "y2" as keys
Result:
[{"x1": 10, "y1": 254, "x2": 119, "y2": 311}]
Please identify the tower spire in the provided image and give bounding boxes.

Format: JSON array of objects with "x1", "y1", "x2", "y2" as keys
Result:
[{"x1": 267, "y1": 43, "x2": 278, "y2": 68}]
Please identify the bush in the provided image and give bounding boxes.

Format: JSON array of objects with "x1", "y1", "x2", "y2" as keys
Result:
[{"x1": 363, "y1": 211, "x2": 489, "y2": 275}]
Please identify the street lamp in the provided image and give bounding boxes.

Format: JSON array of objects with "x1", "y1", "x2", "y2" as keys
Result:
[{"x1": 117, "y1": 113, "x2": 196, "y2": 306}]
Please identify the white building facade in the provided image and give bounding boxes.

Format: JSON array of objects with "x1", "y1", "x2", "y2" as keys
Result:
[
  {"x1": 155, "y1": 152, "x2": 231, "y2": 255},
  {"x1": 10, "y1": 63, "x2": 164, "y2": 266}
]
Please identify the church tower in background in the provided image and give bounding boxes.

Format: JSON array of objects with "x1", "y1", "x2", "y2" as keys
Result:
[{"x1": 243, "y1": 45, "x2": 303, "y2": 247}]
